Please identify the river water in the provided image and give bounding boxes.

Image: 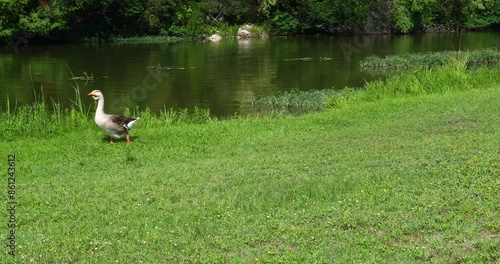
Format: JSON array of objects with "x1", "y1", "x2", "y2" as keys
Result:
[{"x1": 1, "y1": 32, "x2": 498, "y2": 117}]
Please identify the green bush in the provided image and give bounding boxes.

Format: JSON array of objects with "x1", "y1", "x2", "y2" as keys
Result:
[{"x1": 270, "y1": 11, "x2": 300, "y2": 35}]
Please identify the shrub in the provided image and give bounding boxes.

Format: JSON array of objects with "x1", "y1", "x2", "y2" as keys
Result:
[{"x1": 270, "y1": 11, "x2": 300, "y2": 36}]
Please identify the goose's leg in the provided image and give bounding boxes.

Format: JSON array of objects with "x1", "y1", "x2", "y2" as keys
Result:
[
  {"x1": 126, "y1": 134, "x2": 131, "y2": 144},
  {"x1": 110, "y1": 137, "x2": 114, "y2": 144}
]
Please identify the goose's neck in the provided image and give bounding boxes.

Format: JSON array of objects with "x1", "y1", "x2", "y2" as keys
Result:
[{"x1": 96, "y1": 97, "x2": 105, "y2": 116}]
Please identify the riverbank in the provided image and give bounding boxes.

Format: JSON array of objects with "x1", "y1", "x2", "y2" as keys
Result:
[
  {"x1": 1, "y1": 55, "x2": 499, "y2": 262},
  {"x1": 104, "y1": 27, "x2": 496, "y2": 44},
  {"x1": 106, "y1": 24, "x2": 267, "y2": 44}
]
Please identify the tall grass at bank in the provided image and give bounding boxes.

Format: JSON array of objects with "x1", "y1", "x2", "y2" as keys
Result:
[
  {"x1": 0, "y1": 95, "x2": 216, "y2": 142},
  {"x1": 361, "y1": 48, "x2": 500, "y2": 72},
  {"x1": 360, "y1": 63, "x2": 500, "y2": 101},
  {"x1": 0, "y1": 87, "x2": 91, "y2": 141}
]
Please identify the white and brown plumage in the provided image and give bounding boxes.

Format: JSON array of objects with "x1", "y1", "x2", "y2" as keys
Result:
[{"x1": 88, "y1": 90, "x2": 139, "y2": 144}]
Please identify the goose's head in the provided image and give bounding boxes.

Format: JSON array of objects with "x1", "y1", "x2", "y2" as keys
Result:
[{"x1": 88, "y1": 90, "x2": 103, "y2": 101}]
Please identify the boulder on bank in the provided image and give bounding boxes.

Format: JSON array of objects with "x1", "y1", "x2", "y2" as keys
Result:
[
  {"x1": 207, "y1": 34, "x2": 222, "y2": 42},
  {"x1": 237, "y1": 25, "x2": 254, "y2": 39}
]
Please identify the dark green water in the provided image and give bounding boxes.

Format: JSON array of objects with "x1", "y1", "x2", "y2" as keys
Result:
[{"x1": 1, "y1": 32, "x2": 499, "y2": 117}]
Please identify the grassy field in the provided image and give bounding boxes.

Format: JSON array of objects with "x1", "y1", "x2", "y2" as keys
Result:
[{"x1": 0, "y1": 60, "x2": 499, "y2": 262}]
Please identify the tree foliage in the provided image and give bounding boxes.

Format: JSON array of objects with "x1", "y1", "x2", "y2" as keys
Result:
[{"x1": 0, "y1": 0, "x2": 498, "y2": 41}]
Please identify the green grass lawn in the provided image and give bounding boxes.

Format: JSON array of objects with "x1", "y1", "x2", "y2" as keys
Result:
[{"x1": 1, "y1": 66, "x2": 499, "y2": 262}]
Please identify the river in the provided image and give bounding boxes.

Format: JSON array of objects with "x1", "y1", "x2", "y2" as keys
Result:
[{"x1": 1, "y1": 32, "x2": 498, "y2": 117}]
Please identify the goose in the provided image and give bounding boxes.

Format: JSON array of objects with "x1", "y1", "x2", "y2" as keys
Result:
[{"x1": 88, "y1": 90, "x2": 139, "y2": 144}]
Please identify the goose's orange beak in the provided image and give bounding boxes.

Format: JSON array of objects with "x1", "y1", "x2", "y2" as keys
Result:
[{"x1": 88, "y1": 92, "x2": 94, "y2": 96}]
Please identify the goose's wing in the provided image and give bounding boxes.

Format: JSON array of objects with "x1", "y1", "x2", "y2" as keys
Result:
[{"x1": 110, "y1": 115, "x2": 138, "y2": 130}]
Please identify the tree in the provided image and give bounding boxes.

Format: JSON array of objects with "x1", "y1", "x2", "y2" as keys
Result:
[
  {"x1": 199, "y1": 0, "x2": 258, "y2": 24},
  {"x1": 0, "y1": 0, "x2": 67, "y2": 38},
  {"x1": 463, "y1": 0, "x2": 500, "y2": 28}
]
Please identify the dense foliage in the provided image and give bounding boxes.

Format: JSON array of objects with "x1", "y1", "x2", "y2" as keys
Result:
[{"x1": 0, "y1": 0, "x2": 499, "y2": 42}]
